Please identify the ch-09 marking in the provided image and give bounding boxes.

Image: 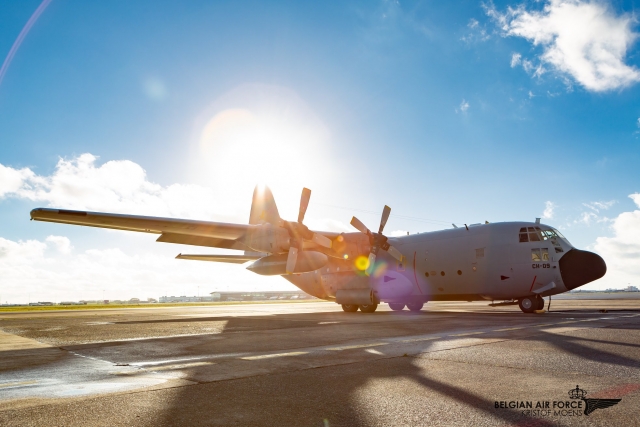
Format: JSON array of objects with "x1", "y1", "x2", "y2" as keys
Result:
[{"x1": 532, "y1": 263, "x2": 551, "y2": 269}]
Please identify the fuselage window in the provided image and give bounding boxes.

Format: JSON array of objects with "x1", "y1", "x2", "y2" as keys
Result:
[
  {"x1": 531, "y1": 249, "x2": 542, "y2": 262},
  {"x1": 541, "y1": 248, "x2": 549, "y2": 261}
]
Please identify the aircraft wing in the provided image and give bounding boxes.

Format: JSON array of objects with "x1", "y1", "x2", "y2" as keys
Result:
[
  {"x1": 30, "y1": 208, "x2": 251, "y2": 246},
  {"x1": 30, "y1": 208, "x2": 342, "y2": 253}
]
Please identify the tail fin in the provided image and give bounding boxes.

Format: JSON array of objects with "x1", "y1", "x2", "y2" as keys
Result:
[{"x1": 249, "y1": 185, "x2": 281, "y2": 225}]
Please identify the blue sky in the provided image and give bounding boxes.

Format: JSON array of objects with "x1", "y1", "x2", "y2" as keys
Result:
[{"x1": 1, "y1": 0, "x2": 640, "y2": 302}]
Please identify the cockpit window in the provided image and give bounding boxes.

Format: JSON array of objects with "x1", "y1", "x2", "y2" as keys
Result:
[
  {"x1": 528, "y1": 227, "x2": 541, "y2": 242},
  {"x1": 519, "y1": 228, "x2": 529, "y2": 242}
]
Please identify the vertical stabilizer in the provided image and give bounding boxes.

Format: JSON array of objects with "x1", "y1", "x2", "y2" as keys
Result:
[{"x1": 249, "y1": 185, "x2": 281, "y2": 225}]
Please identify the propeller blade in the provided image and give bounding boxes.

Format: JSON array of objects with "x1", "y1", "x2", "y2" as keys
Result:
[
  {"x1": 350, "y1": 216, "x2": 370, "y2": 235},
  {"x1": 298, "y1": 188, "x2": 311, "y2": 223},
  {"x1": 286, "y1": 246, "x2": 299, "y2": 274},
  {"x1": 386, "y1": 245, "x2": 403, "y2": 262},
  {"x1": 379, "y1": 205, "x2": 391, "y2": 234},
  {"x1": 311, "y1": 233, "x2": 332, "y2": 249},
  {"x1": 365, "y1": 252, "x2": 377, "y2": 276}
]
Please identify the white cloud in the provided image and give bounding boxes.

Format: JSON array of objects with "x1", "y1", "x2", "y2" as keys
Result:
[
  {"x1": 583, "y1": 200, "x2": 617, "y2": 212},
  {"x1": 577, "y1": 211, "x2": 599, "y2": 225},
  {"x1": 592, "y1": 193, "x2": 640, "y2": 288},
  {"x1": 0, "y1": 153, "x2": 243, "y2": 221},
  {"x1": 45, "y1": 235, "x2": 72, "y2": 254},
  {"x1": 487, "y1": 0, "x2": 640, "y2": 92},
  {"x1": 637, "y1": 117, "x2": 640, "y2": 128},
  {"x1": 0, "y1": 154, "x2": 355, "y2": 303},
  {"x1": 510, "y1": 52, "x2": 522, "y2": 67},
  {"x1": 461, "y1": 18, "x2": 491, "y2": 43},
  {"x1": 0, "y1": 235, "x2": 288, "y2": 304},
  {"x1": 455, "y1": 99, "x2": 470, "y2": 113},
  {"x1": 542, "y1": 201, "x2": 556, "y2": 219},
  {"x1": 389, "y1": 230, "x2": 409, "y2": 237}
]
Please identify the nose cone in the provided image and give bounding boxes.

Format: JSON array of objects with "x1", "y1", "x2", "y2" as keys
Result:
[{"x1": 559, "y1": 249, "x2": 606, "y2": 290}]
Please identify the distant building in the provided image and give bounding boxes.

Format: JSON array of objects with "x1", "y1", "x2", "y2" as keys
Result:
[
  {"x1": 626, "y1": 285, "x2": 639, "y2": 292},
  {"x1": 158, "y1": 291, "x2": 314, "y2": 303},
  {"x1": 159, "y1": 295, "x2": 216, "y2": 303},
  {"x1": 209, "y1": 291, "x2": 314, "y2": 301}
]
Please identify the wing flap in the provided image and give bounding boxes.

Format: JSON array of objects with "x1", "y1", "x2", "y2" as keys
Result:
[
  {"x1": 176, "y1": 254, "x2": 262, "y2": 264},
  {"x1": 31, "y1": 208, "x2": 249, "y2": 240},
  {"x1": 156, "y1": 233, "x2": 250, "y2": 251}
]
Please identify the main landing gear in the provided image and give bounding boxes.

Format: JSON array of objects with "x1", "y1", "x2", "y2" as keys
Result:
[
  {"x1": 518, "y1": 296, "x2": 545, "y2": 313},
  {"x1": 388, "y1": 302, "x2": 425, "y2": 312},
  {"x1": 406, "y1": 302, "x2": 424, "y2": 312},
  {"x1": 341, "y1": 304, "x2": 379, "y2": 313}
]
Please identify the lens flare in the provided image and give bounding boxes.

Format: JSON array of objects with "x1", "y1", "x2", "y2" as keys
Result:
[
  {"x1": 355, "y1": 256, "x2": 369, "y2": 271},
  {"x1": 371, "y1": 261, "x2": 388, "y2": 278}
]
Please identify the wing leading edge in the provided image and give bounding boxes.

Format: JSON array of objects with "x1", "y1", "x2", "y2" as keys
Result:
[{"x1": 30, "y1": 208, "x2": 249, "y2": 239}]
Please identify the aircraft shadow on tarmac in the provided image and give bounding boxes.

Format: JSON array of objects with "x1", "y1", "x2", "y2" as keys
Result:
[
  {"x1": 110, "y1": 310, "x2": 639, "y2": 426},
  {"x1": 1, "y1": 309, "x2": 639, "y2": 427}
]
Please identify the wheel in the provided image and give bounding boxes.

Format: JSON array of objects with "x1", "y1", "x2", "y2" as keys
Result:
[
  {"x1": 341, "y1": 304, "x2": 358, "y2": 313},
  {"x1": 388, "y1": 303, "x2": 405, "y2": 311},
  {"x1": 536, "y1": 297, "x2": 545, "y2": 310},
  {"x1": 406, "y1": 302, "x2": 424, "y2": 312},
  {"x1": 518, "y1": 297, "x2": 536, "y2": 313},
  {"x1": 359, "y1": 304, "x2": 378, "y2": 313}
]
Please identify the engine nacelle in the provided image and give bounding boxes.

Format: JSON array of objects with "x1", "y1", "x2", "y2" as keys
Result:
[
  {"x1": 244, "y1": 224, "x2": 290, "y2": 254},
  {"x1": 246, "y1": 251, "x2": 328, "y2": 276}
]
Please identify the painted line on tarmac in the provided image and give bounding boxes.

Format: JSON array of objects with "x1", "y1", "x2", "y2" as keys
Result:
[
  {"x1": 326, "y1": 343, "x2": 388, "y2": 351},
  {"x1": 0, "y1": 380, "x2": 38, "y2": 389},
  {"x1": 399, "y1": 336, "x2": 441, "y2": 343},
  {"x1": 493, "y1": 327, "x2": 523, "y2": 332},
  {"x1": 450, "y1": 331, "x2": 485, "y2": 337},
  {"x1": 147, "y1": 361, "x2": 215, "y2": 371},
  {"x1": 241, "y1": 351, "x2": 309, "y2": 360}
]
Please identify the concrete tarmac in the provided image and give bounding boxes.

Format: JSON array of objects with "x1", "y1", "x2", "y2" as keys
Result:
[{"x1": 1, "y1": 298, "x2": 639, "y2": 426}]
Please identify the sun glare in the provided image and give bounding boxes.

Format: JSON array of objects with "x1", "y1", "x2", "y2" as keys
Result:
[{"x1": 192, "y1": 84, "x2": 335, "y2": 217}]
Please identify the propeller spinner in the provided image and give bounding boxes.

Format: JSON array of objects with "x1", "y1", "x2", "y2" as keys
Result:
[
  {"x1": 350, "y1": 205, "x2": 403, "y2": 275},
  {"x1": 284, "y1": 188, "x2": 332, "y2": 274}
]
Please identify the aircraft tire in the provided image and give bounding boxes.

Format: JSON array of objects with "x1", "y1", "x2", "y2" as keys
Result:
[
  {"x1": 406, "y1": 302, "x2": 424, "y2": 312},
  {"x1": 389, "y1": 303, "x2": 405, "y2": 311},
  {"x1": 518, "y1": 297, "x2": 536, "y2": 313},
  {"x1": 359, "y1": 304, "x2": 378, "y2": 313},
  {"x1": 535, "y1": 297, "x2": 545, "y2": 310},
  {"x1": 341, "y1": 304, "x2": 359, "y2": 313}
]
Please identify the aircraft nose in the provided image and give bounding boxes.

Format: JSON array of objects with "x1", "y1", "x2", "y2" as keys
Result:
[{"x1": 559, "y1": 249, "x2": 606, "y2": 290}]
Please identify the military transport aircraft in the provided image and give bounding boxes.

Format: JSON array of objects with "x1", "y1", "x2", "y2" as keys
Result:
[{"x1": 30, "y1": 186, "x2": 606, "y2": 313}]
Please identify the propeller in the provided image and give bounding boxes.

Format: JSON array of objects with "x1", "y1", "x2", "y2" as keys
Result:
[
  {"x1": 284, "y1": 188, "x2": 332, "y2": 274},
  {"x1": 350, "y1": 205, "x2": 403, "y2": 275}
]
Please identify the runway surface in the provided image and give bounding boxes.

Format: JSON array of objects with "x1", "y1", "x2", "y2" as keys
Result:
[{"x1": 1, "y1": 299, "x2": 639, "y2": 426}]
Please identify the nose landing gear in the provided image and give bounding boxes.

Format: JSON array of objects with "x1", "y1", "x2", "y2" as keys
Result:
[{"x1": 518, "y1": 296, "x2": 545, "y2": 313}]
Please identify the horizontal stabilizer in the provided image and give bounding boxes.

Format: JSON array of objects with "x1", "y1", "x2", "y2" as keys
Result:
[{"x1": 176, "y1": 254, "x2": 262, "y2": 264}]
